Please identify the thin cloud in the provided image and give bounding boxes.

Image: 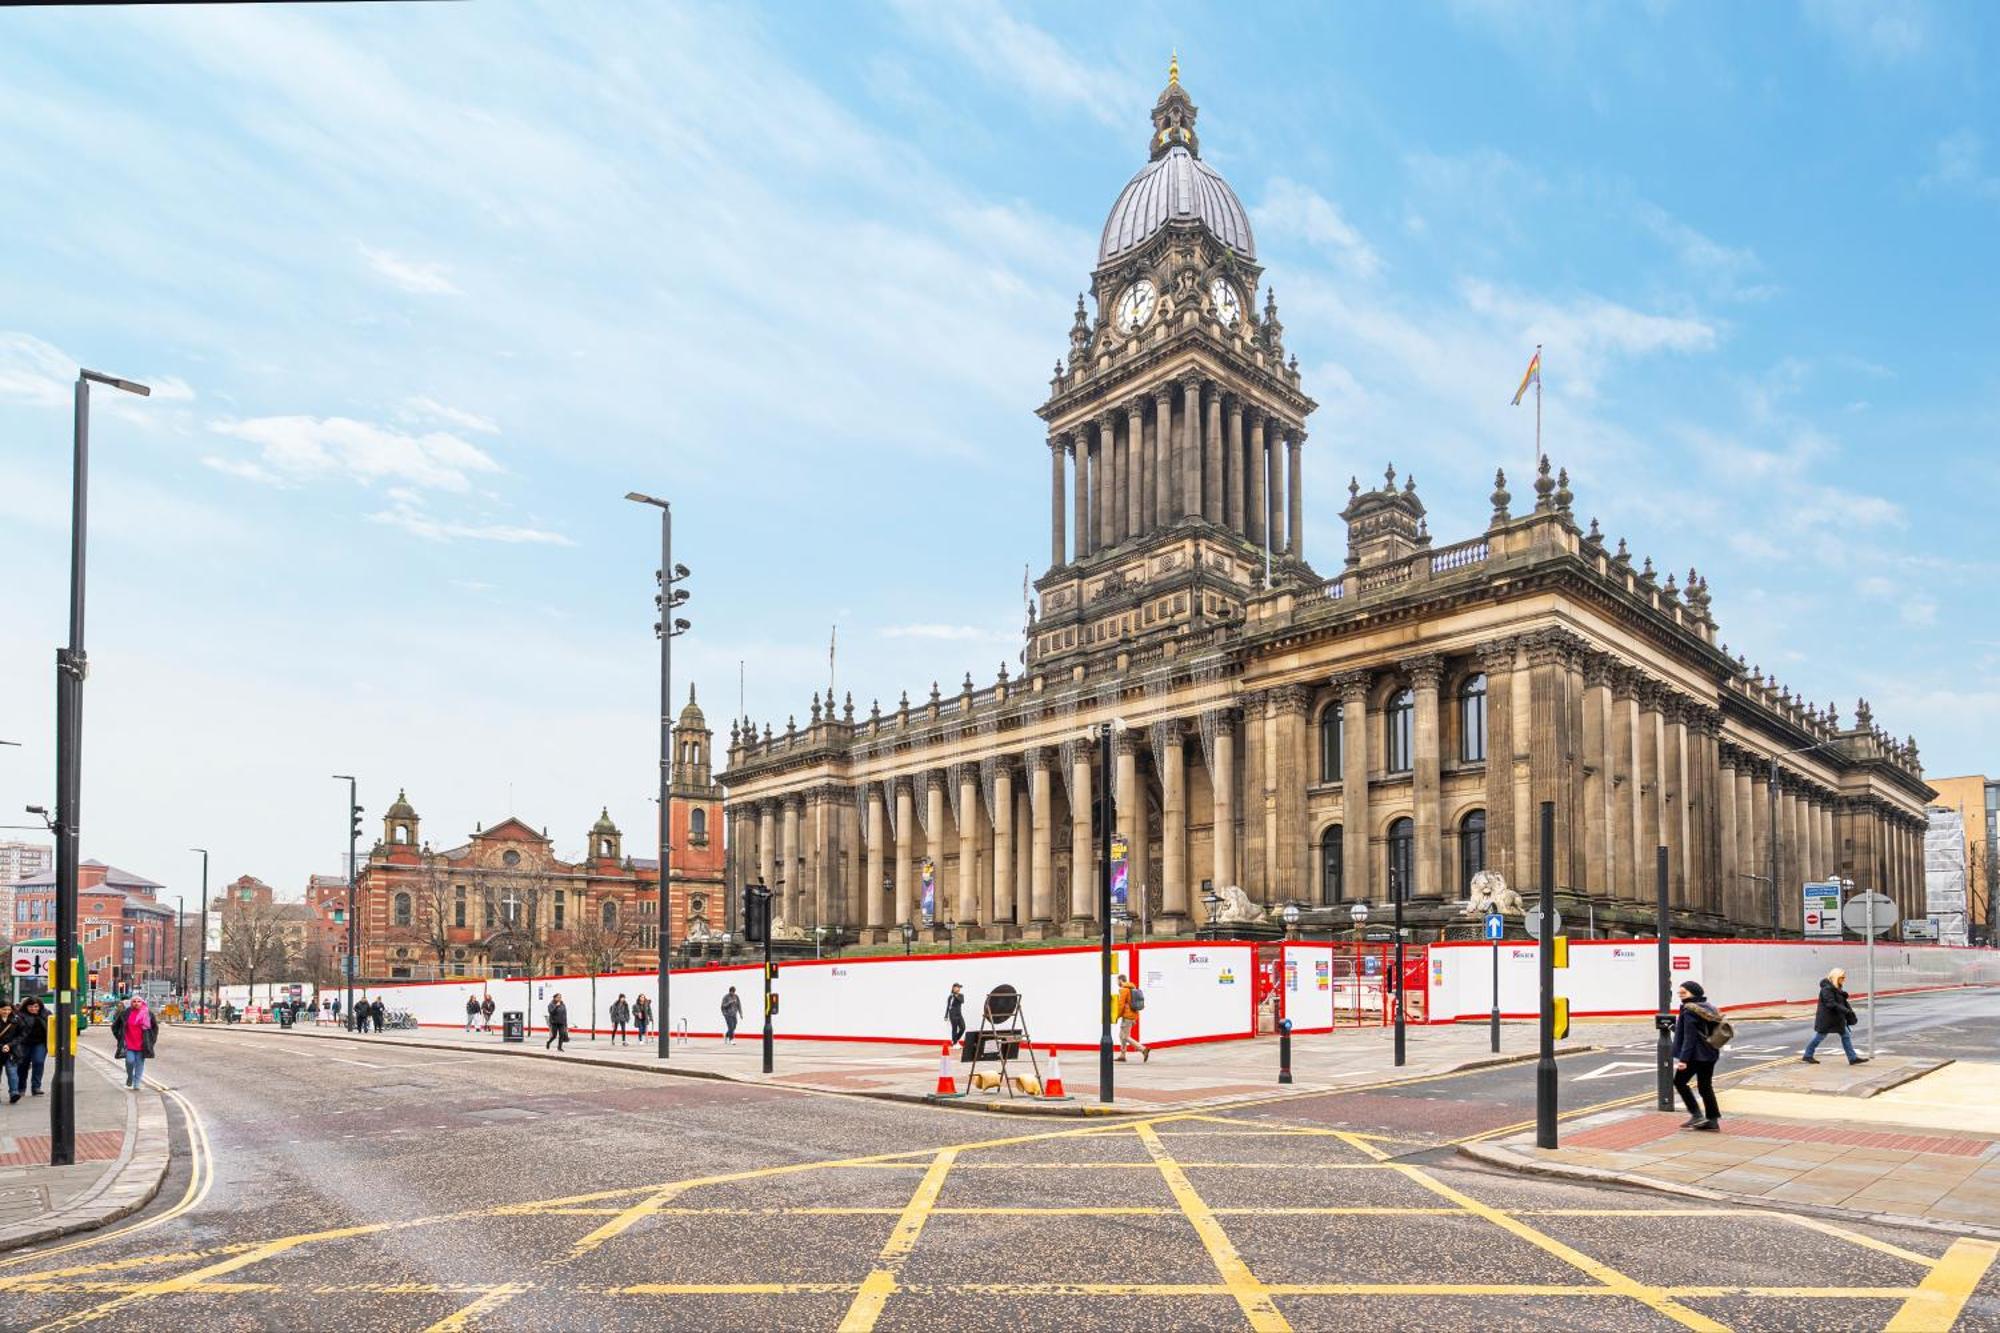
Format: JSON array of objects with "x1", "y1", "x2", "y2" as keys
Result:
[
  {"x1": 369, "y1": 495, "x2": 573, "y2": 546},
  {"x1": 886, "y1": 0, "x2": 1141, "y2": 130},
  {"x1": 209, "y1": 415, "x2": 502, "y2": 492},
  {"x1": 405, "y1": 395, "x2": 500, "y2": 434},
  {"x1": 359, "y1": 243, "x2": 462, "y2": 295},
  {"x1": 1802, "y1": 0, "x2": 1929, "y2": 66},
  {"x1": 1254, "y1": 179, "x2": 1382, "y2": 279}
]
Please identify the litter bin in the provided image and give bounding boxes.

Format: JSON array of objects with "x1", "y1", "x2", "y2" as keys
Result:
[
  {"x1": 278, "y1": 1004, "x2": 294, "y2": 1029},
  {"x1": 502, "y1": 1011, "x2": 525, "y2": 1043}
]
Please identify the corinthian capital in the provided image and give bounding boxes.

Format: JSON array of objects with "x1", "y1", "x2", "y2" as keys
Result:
[{"x1": 1402, "y1": 654, "x2": 1445, "y2": 691}]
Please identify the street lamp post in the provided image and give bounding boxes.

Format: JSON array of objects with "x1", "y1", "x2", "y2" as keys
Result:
[
  {"x1": 189, "y1": 848, "x2": 208, "y2": 1021},
  {"x1": 626, "y1": 492, "x2": 690, "y2": 1061},
  {"x1": 1097, "y1": 721, "x2": 1115, "y2": 1106},
  {"x1": 1349, "y1": 902, "x2": 1368, "y2": 1027},
  {"x1": 332, "y1": 776, "x2": 360, "y2": 1026},
  {"x1": 174, "y1": 895, "x2": 184, "y2": 1007},
  {"x1": 49, "y1": 368, "x2": 149, "y2": 1168},
  {"x1": 899, "y1": 921, "x2": 915, "y2": 957}
]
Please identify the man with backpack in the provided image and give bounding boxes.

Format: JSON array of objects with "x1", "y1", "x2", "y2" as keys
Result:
[
  {"x1": 943, "y1": 984, "x2": 967, "y2": 1049},
  {"x1": 1113, "y1": 973, "x2": 1149, "y2": 1063},
  {"x1": 1671, "y1": 979, "x2": 1730, "y2": 1130}
]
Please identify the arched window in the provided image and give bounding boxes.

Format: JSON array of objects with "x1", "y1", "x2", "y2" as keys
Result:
[
  {"x1": 392, "y1": 892, "x2": 412, "y2": 927},
  {"x1": 601, "y1": 899, "x2": 618, "y2": 932},
  {"x1": 1320, "y1": 826, "x2": 1344, "y2": 904},
  {"x1": 1318, "y1": 704, "x2": 1344, "y2": 783},
  {"x1": 1386, "y1": 818, "x2": 1414, "y2": 902},
  {"x1": 691, "y1": 807, "x2": 708, "y2": 845},
  {"x1": 1385, "y1": 689, "x2": 1415, "y2": 773},
  {"x1": 1459, "y1": 809, "x2": 1487, "y2": 893},
  {"x1": 1459, "y1": 674, "x2": 1488, "y2": 762}
]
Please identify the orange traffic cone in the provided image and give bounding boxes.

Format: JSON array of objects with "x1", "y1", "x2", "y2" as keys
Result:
[
  {"x1": 1043, "y1": 1048, "x2": 1067, "y2": 1098},
  {"x1": 933, "y1": 1044, "x2": 958, "y2": 1096}
]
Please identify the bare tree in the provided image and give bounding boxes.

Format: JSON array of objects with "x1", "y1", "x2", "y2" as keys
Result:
[
  {"x1": 485, "y1": 869, "x2": 555, "y2": 979},
  {"x1": 297, "y1": 935, "x2": 340, "y2": 1000},
  {"x1": 218, "y1": 900, "x2": 298, "y2": 1000},
  {"x1": 417, "y1": 857, "x2": 456, "y2": 978},
  {"x1": 568, "y1": 910, "x2": 633, "y2": 980}
]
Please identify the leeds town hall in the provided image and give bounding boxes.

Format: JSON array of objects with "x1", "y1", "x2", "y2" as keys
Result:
[{"x1": 719, "y1": 68, "x2": 1933, "y2": 944}]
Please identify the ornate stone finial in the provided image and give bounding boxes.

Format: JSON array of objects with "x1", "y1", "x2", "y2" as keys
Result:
[
  {"x1": 809, "y1": 693, "x2": 822, "y2": 724},
  {"x1": 929, "y1": 680, "x2": 942, "y2": 705},
  {"x1": 1349, "y1": 475, "x2": 1361, "y2": 501},
  {"x1": 1826, "y1": 700, "x2": 1839, "y2": 728},
  {"x1": 1288, "y1": 353, "x2": 1299, "y2": 374},
  {"x1": 997, "y1": 661, "x2": 1010, "y2": 683},
  {"x1": 785, "y1": 714, "x2": 796, "y2": 736},
  {"x1": 1404, "y1": 471, "x2": 1417, "y2": 494},
  {"x1": 1533, "y1": 454, "x2": 1556, "y2": 509},
  {"x1": 763, "y1": 722, "x2": 773, "y2": 743},
  {"x1": 842, "y1": 691, "x2": 855, "y2": 723},
  {"x1": 1263, "y1": 286, "x2": 1283, "y2": 351},
  {"x1": 1490, "y1": 468, "x2": 1511, "y2": 521},
  {"x1": 898, "y1": 689, "x2": 910, "y2": 712},
  {"x1": 1168, "y1": 49, "x2": 1179, "y2": 85},
  {"x1": 1588, "y1": 517, "x2": 1602, "y2": 540},
  {"x1": 1640, "y1": 555, "x2": 1655, "y2": 579},
  {"x1": 961, "y1": 671, "x2": 975, "y2": 694},
  {"x1": 869, "y1": 698, "x2": 881, "y2": 722},
  {"x1": 1148, "y1": 55, "x2": 1200, "y2": 158},
  {"x1": 1663, "y1": 572, "x2": 1679, "y2": 601},
  {"x1": 729, "y1": 718, "x2": 740, "y2": 744},
  {"x1": 1383, "y1": 462, "x2": 1397, "y2": 491},
  {"x1": 1554, "y1": 466, "x2": 1573, "y2": 513},
  {"x1": 1855, "y1": 697, "x2": 1873, "y2": 728},
  {"x1": 1069, "y1": 294, "x2": 1090, "y2": 355}
]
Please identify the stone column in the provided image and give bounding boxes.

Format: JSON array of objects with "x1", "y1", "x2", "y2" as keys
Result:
[
  {"x1": 894, "y1": 778, "x2": 914, "y2": 929},
  {"x1": 1153, "y1": 386, "x2": 1175, "y2": 529},
  {"x1": 1637, "y1": 685, "x2": 1663, "y2": 894},
  {"x1": 1114, "y1": 731, "x2": 1140, "y2": 894},
  {"x1": 1225, "y1": 397, "x2": 1245, "y2": 534},
  {"x1": 1070, "y1": 745, "x2": 1097, "y2": 929},
  {"x1": 1608, "y1": 668, "x2": 1639, "y2": 902},
  {"x1": 865, "y1": 787, "x2": 886, "y2": 935},
  {"x1": 1204, "y1": 380, "x2": 1224, "y2": 524},
  {"x1": 1408, "y1": 656, "x2": 1444, "y2": 899},
  {"x1": 958, "y1": 768, "x2": 980, "y2": 930},
  {"x1": 1525, "y1": 632, "x2": 1582, "y2": 895},
  {"x1": 1049, "y1": 438, "x2": 1066, "y2": 567},
  {"x1": 1716, "y1": 748, "x2": 1739, "y2": 923},
  {"x1": 842, "y1": 790, "x2": 863, "y2": 930},
  {"x1": 1014, "y1": 784, "x2": 1031, "y2": 926},
  {"x1": 1580, "y1": 654, "x2": 1612, "y2": 902},
  {"x1": 1663, "y1": 697, "x2": 1688, "y2": 907},
  {"x1": 758, "y1": 800, "x2": 778, "y2": 905},
  {"x1": 1099, "y1": 412, "x2": 1121, "y2": 549},
  {"x1": 1337, "y1": 670, "x2": 1372, "y2": 903},
  {"x1": 1212, "y1": 712, "x2": 1237, "y2": 891},
  {"x1": 1241, "y1": 688, "x2": 1269, "y2": 901},
  {"x1": 1781, "y1": 783, "x2": 1801, "y2": 928},
  {"x1": 1479, "y1": 641, "x2": 1518, "y2": 887},
  {"x1": 1126, "y1": 399, "x2": 1147, "y2": 540},
  {"x1": 1268, "y1": 421, "x2": 1288, "y2": 556},
  {"x1": 808, "y1": 788, "x2": 830, "y2": 930},
  {"x1": 1180, "y1": 373, "x2": 1204, "y2": 521},
  {"x1": 1085, "y1": 428, "x2": 1103, "y2": 556},
  {"x1": 1070, "y1": 435, "x2": 1089, "y2": 561},
  {"x1": 1158, "y1": 722, "x2": 1188, "y2": 925},
  {"x1": 1027, "y1": 750, "x2": 1054, "y2": 928},
  {"x1": 780, "y1": 795, "x2": 802, "y2": 925},
  {"x1": 1247, "y1": 410, "x2": 1268, "y2": 549},
  {"x1": 1287, "y1": 429, "x2": 1305, "y2": 559},
  {"x1": 1819, "y1": 802, "x2": 1836, "y2": 887},
  {"x1": 1734, "y1": 764, "x2": 1756, "y2": 928},
  {"x1": 1272, "y1": 686, "x2": 1311, "y2": 902},
  {"x1": 993, "y1": 761, "x2": 1016, "y2": 927},
  {"x1": 925, "y1": 771, "x2": 946, "y2": 921}
]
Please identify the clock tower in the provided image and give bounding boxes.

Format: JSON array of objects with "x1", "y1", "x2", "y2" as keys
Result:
[{"x1": 1031, "y1": 58, "x2": 1317, "y2": 671}]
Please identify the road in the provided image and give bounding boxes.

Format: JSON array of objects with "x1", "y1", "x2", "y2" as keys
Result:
[{"x1": 1, "y1": 989, "x2": 1995, "y2": 1331}]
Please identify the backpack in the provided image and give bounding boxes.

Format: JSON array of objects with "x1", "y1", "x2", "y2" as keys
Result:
[
  {"x1": 1698, "y1": 1008, "x2": 1734, "y2": 1051},
  {"x1": 1125, "y1": 987, "x2": 1146, "y2": 1013}
]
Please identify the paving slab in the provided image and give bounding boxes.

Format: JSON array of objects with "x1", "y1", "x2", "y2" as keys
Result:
[{"x1": 0, "y1": 1046, "x2": 172, "y2": 1252}]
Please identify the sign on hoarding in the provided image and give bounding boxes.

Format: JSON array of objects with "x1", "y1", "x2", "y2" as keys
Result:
[
  {"x1": 1803, "y1": 882, "x2": 1841, "y2": 937},
  {"x1": 1109, "y1": 834, "x2": 1129, "y2": 911}
]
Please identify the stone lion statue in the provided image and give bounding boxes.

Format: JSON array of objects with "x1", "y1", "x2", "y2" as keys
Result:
[
  {"x1": 1461, "y1": 869, "x2": 1525, "y2": 918},
  {"x1": 771, "y1": 922, "x2": 808, "y2": 942},
  {"x1": 1212, "y1": 885, "x2": 1265, "y2": 924}
]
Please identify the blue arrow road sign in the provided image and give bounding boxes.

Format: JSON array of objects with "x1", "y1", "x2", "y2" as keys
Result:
[{"x1": 1484, "y1": 913, "x2": 1505, "y2": 941}]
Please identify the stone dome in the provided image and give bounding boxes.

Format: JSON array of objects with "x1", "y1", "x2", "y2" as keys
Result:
[
  {"x1": 677, "y1": 683, "x2": 705, "y2": 728},
  {"x1": 1097, "y1": 61, "x2": 1255, "y2": 267},
  {"x1": 1099, "y1": 146, "x2": 1255, "y2": 266},
  {"x1": 385, "y1": 788, "x2": 418, "y2": 821}
]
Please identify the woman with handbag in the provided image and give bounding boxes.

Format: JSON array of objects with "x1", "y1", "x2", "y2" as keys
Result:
[{"x1": 1802, "y1": 967, "x2": 1866, "y2": 1065}]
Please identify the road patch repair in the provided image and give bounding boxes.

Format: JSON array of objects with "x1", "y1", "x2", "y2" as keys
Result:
[{"x1": 1464, "y1": 1055, "x2": 2000, "y2": 1241}]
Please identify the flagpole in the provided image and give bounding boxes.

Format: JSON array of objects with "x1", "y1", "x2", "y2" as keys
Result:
[{"x1": 1534, "y1": 342, "x2": 1543, "y2": 470}]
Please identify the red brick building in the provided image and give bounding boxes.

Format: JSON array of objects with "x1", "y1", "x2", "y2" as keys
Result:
[
  {"x1": 346, "y1": 688, "x2": 725, "y2": 981},
  {"x1": 12, "y1": 860, "x2": 177, "y2": 995}
]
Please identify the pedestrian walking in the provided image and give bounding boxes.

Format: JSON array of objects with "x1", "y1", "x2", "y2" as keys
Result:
[
  {"x1": 1672, "y1": 980, "x2": 1729, "y2": 1130},
  {"x1": 944, "y1": 983, "x2": 966, "y2": 1048},
  {"x1": 721, "y1": 987, "x2": 742, "y2": 1043},
  {"x1": 465, "y1": 995, "x2": 481, "y2": 1033},
  {"x1": 11, "y1": 996, "x2": 49, "y2": 1101},
  {"x1": 1803, "y1": 967, "x2": 1867, "y2": 1065},
  {"x1": 0, "y1": 1003, "x2": 19, "y2": 1106},
  {"x1": 121, "y1": 998, "x2": 158, "y2": 1090},
  {"x1": 480, "y1": 995, "x2": 496, "y2": 1032},
  {"x1": 370, "y1": 998, "x2": 386, "y2": 1034},
  {"x1": 609, "y1": 995, "x2": 631, "y2": 1045},
  {"x1": 331, "y1": 997, "x2": 341, "y2": 1027},
  {"x1": 545, "y1": 994, "x2": 570, "y2": 1052},
  {"x1": 1113, "y1": 973, "x2": 1150, "y2": 1062},
  {"x1": 633, "y1": 993, "x2": 652, "y2": 1044},
  {"x1": 107, "y1": 996, "x2": 132, "y2": 1080}
]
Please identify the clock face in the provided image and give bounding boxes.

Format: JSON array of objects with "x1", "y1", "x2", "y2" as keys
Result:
[
  {"x1": 1210, "y1": 279, "x2": 1241, "y2": 327},
  {"x1": 1116, "y1": 280, "x2": 1157, "y2": 333}
]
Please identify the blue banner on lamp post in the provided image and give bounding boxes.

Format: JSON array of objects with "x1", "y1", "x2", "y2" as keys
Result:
[
  {"x1": 1110, "y1": 834, "x2": 1129, "y2": 911},
  {"x1": 919, "y1": 857, "x2": 936, "y2": 923}
]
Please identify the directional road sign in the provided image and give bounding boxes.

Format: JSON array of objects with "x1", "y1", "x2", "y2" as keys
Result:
[
  {"x1": 1524, "y1": 905, "x2": 1562, "y2": 938},
  {"x1": 1842, "y1": 892, "x2": 1899, "y2": 937},
  {"x1": 1483, "y1": 912, "x2": 1505, "y2": 941}
]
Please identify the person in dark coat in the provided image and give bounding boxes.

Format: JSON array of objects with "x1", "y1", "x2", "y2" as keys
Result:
[
  {"x1": 545, "y1": 994, "x2": 570, "y2": 1052},
  {"x1": 944, "y1": 983, "x2": 967, "y2": 1046},
  {"x1": 720, "y1": 988, "x2": 742, "y2": 1044},
  {"x1": 11, "y1": 997, "x2": 50, "y2": 1101},
  {"x1": 632, "y1": 994, "x2": 652, "y2": 1044},
  {"x1": 609, "y1": 995, "x2": 631, "y2": 1045},
  {"x1": 0, "y1": 1003, "x2": 20, "y2": 1104},
  {"x1": 465, "y1": 995, "x2": 481, "y2": 1033},
  {"x1": 370, "y1": 998, "x2": 386, "y2": 1033},
  {"x1": 1803, "y1": 967, "x2": 1865, "y2": 1064},
  {"x1": 480, "y1": 995, "x2": 496, "y2": 1032},
  {"x1": 1671, "y1": 980, "x2": 1724, "y2": 1130}
]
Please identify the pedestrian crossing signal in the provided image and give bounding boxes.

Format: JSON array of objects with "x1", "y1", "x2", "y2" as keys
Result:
[{"x1": 766, "y1": 993, "x2": 780, "y2": 1016}]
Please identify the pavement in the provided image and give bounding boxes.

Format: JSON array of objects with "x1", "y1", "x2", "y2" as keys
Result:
[
  {"x1": 196, "y1": 1013, "x2": 1616, "y2": 1115},
  {"x1": 1466, "y1": 987, "x2": 2000, "y2": 1247},
  {"x1": 0, "y1": 1045, "x2": 171, "y2": 1251},
  {"x1": 2, "y1": 1003, "x2": 1996, "y2": 1331}
]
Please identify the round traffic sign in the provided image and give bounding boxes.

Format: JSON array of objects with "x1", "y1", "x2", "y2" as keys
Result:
[
  {"x1": 1841, "y1": 892, "x2": 1899, "y2": 937},
  {"x1": 10, "y1": 957, "x2": 30, "y2": 974},
  {"x1": 1524, "y1": 904, "x2": 1563, "y2": 938}
]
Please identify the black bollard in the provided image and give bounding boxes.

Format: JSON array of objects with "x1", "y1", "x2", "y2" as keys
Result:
[{"x1": 1278, "y1": 1018, "x2": 1294, "y2": 1085}]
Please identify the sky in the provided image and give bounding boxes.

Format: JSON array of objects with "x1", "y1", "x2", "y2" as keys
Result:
[{"x1": 2, "y1": 1, "x2": 1996, "y2": 903}]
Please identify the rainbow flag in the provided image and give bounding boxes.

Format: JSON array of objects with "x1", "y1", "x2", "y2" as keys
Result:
[{"x1": 1511, "y1": 349, "x2": 1541, "y2": 406}]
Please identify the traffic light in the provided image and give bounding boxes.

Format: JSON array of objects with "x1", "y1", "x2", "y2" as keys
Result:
[
  {"x1": 742, "y1": 883, "x2": 771, "y2": 944},
  {"x1": 765, "y1": 992, "x2": 780, "y2": 1016},
  {"x1": 350, "y1": 804, "x2": 365, "y2": 842}
]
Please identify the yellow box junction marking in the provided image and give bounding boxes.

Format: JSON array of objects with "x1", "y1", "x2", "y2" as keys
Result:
[
  {"x1": 1135, "y1": 1123, "x2": 1291, "y2": 1332},
  {"x1": 837, "y1": 1148, "x2": 959, "y2": 1333},
  {"x1": 1886, "y1": 1238, "x2": 2000, "y2": 1333}
]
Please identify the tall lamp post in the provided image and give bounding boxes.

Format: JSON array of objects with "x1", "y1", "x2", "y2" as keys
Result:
[
  {"x1": 332, "y1": 776, "x2": 360, "y2": 1026},
  {"x1": 188, "y1": 849, "x2": 208, "y2": 1020},
  {"x1": 49, "y1": 368, "x2": 149, "y2": 1167},
  {"x1": 626, "y1": 492, "x2": 690, "y2": 1061},
  {"x1": 174, "y1": 895, "x2": 184, "y2": 1005},
  {"x1": 1097, "y1": 721, "x2": 1114, "y2": 1105}
]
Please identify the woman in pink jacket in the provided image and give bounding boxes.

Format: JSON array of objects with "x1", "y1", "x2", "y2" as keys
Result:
[{"x1": 122, "y1": 999, "x2": 158, "y2": 1090}]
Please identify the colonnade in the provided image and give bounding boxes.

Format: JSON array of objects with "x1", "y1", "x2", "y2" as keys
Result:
[{"x1": 1049, "y1": 378, "x2": 1304, "y2": 567}]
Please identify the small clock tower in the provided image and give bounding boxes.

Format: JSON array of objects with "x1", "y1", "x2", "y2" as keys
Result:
[{"x1": 1031, "y1": 58, "x2": 1317, "y2": 671}]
